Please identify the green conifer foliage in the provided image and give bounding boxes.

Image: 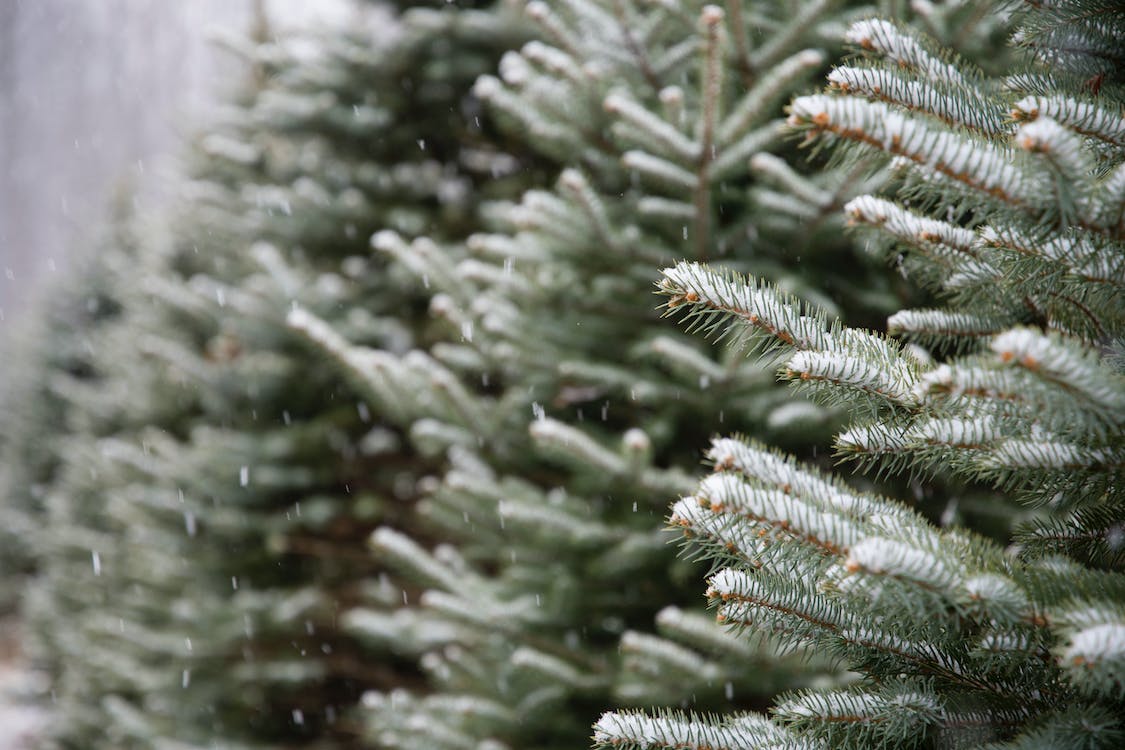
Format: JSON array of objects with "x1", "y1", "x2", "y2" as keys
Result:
[
  {"x1": 18, "y1": 3, "x2": 531, "y2": 747},
  {"x1": 595, "y1": 4, "x2": 1125, "y2": 749},
  {"x1": 0, "y1": 195, "x2": 133, "y2": 612},
  {"x1": 288, "y1": 1, "x2": 1004, "y2": 747}
]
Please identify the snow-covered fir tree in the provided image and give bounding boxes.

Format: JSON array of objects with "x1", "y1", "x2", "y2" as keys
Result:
[
  {"x1": 289, "y1": 1, "x2": 1009, "y2": 748},
  {"x1": 595, "y1": 3, "x2": 1125, "y2": 748},
  {"x1": 5, "y1": 0, "x2": 1086, "y2": 748},
  {"x1": 0, "y1": 189, "x2": 137, "y2": 612},
  {"x1": 10, "y1": 2, "x2": 531, "y2": 746}
]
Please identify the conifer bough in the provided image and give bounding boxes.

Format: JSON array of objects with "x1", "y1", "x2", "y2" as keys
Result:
[{"x1": 596, "y1": 5, "x2": 1125, "y2": 749}]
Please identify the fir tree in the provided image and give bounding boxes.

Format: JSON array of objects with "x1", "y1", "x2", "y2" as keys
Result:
[
  {"x1": 291, "y1": 1, "x2": 1005, "y2": 747},
  {"x1": 0, "y1": 190, "x2": 134, "y2": 612},
  {"x1": 1, "y1": 1, "x2": 1031, "y2": 748},
  {"x1": 595, "y1": 3, "x2": 1125, "y2": 748},
  {"x1": 14, "y1": 3, "x2": 531, "y2": 746}
]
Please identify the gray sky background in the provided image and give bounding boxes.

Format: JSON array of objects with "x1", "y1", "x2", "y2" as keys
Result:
[{"x1": 0, "y1": 0, "x2": 350, "y2": 326}]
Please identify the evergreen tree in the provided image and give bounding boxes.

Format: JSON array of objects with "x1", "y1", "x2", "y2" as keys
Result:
[
  {"x1": 595, "y1": 3, "x2": 1125, "y2": 748},
  {"x1": 0, "y1": 191, "x2": 134, "y2": 611},
  {"x1": 2, "y1": 1, "x2": 1034, "y2": 748},
  {"x1": 291, "y1": 1, "x2": 1005, "y2": 747},
  {"x1": 16, "y1": 2, "x2": 531, "y2": 746}
]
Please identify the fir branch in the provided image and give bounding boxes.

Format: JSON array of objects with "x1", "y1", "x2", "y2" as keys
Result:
[
  {"x1": 784, "y1": 348, "x2": 919, "y2": 408},
  {"x1": 707, "y1": 436, "x2": 904, "y2": 520},
  {"x1": 843, "y1": 18, "x2": 973, "y2": 88},
  {"x1": 604, "y1": 92, "x2": 700, "y2": 163},
  {"x1": 658, "y1": 85, "x2": 686, "y2": 131},
  {"x1": 990, "y1": 328, "x2": 1125, "y2": 417},
  {"x1": 889, "y1": 309, "x2": 1017, "y2": 349},
  {"x1": 1053, "y1": 604, "x2": 1125, "y2": 699},
  {"x1": 720, "y1": 49, "x2": 827, "y2": 147},
  {"x1": 829, "y1": 65, "x2": 1008, "y2": 135},
  {"x1": 709, "y1": 567, "x2": 986, "y2": 690},
  {"x1": 750, "y1": 152, "x2": 834, "y2": 210},
  {"x1": 1012, "y1": 94, "x2": 1125, "y2": 149},
  {"x1": 788, "y1": 95, "x2": 1036, "y2": 210},
  {"x1": 773, "y1": 684, "x2": 943, "y2": 747},
  {"x1": 654, "y1": 605, "x2": 762, "y2": 661},
  {"x1": 696, "y1": 472, "x2": 865, "y2": 554},
  {"x1": 669, "y1": 495, "x2": 768, "y2": 564},
  {"x1": 692, "y1": 5, "x2": 726, "y2": 260},
  {"x1": 660, "y1": 262, "x2": 924, "y2": 411},
  {"x1": 610, "y1": 0, "x2": 662, "y2": 92},
  {"x1": 1017, "y1": 502, "x2": 1125, "y2": 569},
  {"x1": 723, "y1": 0, "x2": 755, "y2": 88},
  {"x1": 659, "y1": 261, "x2": 833, "y2": 352},
  {"x1": 1016, "y1": 116, "x2": 1094, "y2": 224},
  {"x1": 618, "y1": 630, "x2": 724, "y2": 682},
  {"x1": 980, "y1": 225, "x2": 1125, "y2": 289},
  {"x1": 622, "y1": 150, "x2": 698, "y2": 190},
  {"x1": 593, "y1": 709, "x2": 794, "y2": 750},
  {"x1": 844, "y1": 537, "x2": 963, "y2": 590},
  {"x1": 749, "y1": 0, "x2": 836, "y2": 72}
]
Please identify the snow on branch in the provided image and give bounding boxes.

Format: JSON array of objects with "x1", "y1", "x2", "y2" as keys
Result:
[
  {"x1": 987, "y1": 437, "x2": 1112, "y2": 472},
  {"x1": 593, "y1": 709, "x2": 793, "y2": 750},
  {"x1": 980, "y1": 225, "x2": 1125, "y2": 288},
  {"x1": 785, "y1": 348, "x2": 918, "y2": 408},
  {"x1": 774, "y1": 685, "x2": 942, "y2": 742},
  {"x1": 1013, "y1": 94, "x2": 1125, "y2": 149},
  {"x1": 660, "y1": 262, "x2": 922, "y2": 410},
  {"x1": 844, "y1": 19, "x2": 968, "y2": 87},
  {"x1": 829, "y1": 65, "x2": 1006, "y2": 135},
  {"x1": 604, "y1": 91, "x2": 699, "y2": 163},
  {"x1": 1016, "y1": 117, "x2": 1092, "y2": 193},
  {"x1": 1055, "y1": 606, "x2": 1125, "y2": 699},
  {"x1": 696, "y1": 472, "x2": 865, "y2": 554},
  {"x1": 912, "y1": 362, "x2": 1025, "y2": 405},
  {"x1": 845, "y1": 537, "x2": 962, "y2": 590},
  {"x1": 707, "y1": 437, "x2": 900, "y2": 520},
  {"x1": 991, "y1": 328, "x2": 1125, "y2": 416},
  {"x1": 845, "y1": 195, "x2": 976, "y2": 257},
  {"x1": 370, "y1": 527, "x2": 474, "y2": 593},
  {"x1": 668, "y1": 496, "x2": 767, "y2": 562},
  {"x1": 889, "y1": 310, "x2": 1017, "y2": 349},
  {"x1": 788, "y1": 95, "x2": 1035, "y2": 210},
  {"x1": 622, "y1": 150, "x2": 697, "y2": 191},
  {"x1": 708, "y1": 567, "x2": 976, "y2": 685},
  {"x1": 659, "y1": 261, "x2": 831, "y2": 350},
  {"x1": 906, "y1": 415, "x2": 1000, "y2": 450}
]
